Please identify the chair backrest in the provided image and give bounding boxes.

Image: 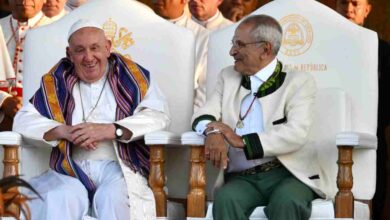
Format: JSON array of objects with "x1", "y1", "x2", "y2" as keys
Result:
[
  {"x1": 19, "y1": 0, "x2": 195, "y2": 198},
  {"x1": 205, "y1": 0, "x2": 378, "y2": 200},
  {"x1": 308, "y1": 88, "x2": 351, "y2": 199}
]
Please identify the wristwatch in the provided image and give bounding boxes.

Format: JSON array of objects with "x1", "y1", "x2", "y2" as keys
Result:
[{"x1": 114, "y1": 123, "x2": 124, "y2": 140}]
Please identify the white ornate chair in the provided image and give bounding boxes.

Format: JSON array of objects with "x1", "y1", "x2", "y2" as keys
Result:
[
  {"x1": 182, "y1": 0, "x2": 378, "y2": 219},
  {"x1": 0, "y1": 0, "x2": 195, "y2": 219}
]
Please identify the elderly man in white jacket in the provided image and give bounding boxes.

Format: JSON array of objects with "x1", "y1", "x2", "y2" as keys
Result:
[
  {"x1": 13, "y1": 19, "x2": 170, "y2": 220},
  {"x1": 192, "y1": 15, "x2": 319, "y2": 220}
]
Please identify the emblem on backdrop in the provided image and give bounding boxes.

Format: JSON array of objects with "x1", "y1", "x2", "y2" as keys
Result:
[
  {"x1": 102, "y1": 18, "x2": 134, "y2": 59},
  {"x1": 279, "y1": 14, "x2": 313, "y2": 56}
]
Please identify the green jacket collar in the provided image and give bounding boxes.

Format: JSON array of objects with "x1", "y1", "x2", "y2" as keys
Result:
[{"x1": 241, "y1": 61, "x2": 286, "y2": 98}]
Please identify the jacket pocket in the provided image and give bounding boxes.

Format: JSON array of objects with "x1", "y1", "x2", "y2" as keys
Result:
[
  {"x1": 272, "y1": 116, "x2": 287, "y2": 125},
  {"x1": 308, "y1": 174, "x2": 320, "y2": 180}
]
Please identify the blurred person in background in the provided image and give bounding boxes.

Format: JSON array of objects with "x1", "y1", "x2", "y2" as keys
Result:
[
  {"x1": 65, "y1": 0, "x2": 87, "y2": 10},
  {"x1": 152, "y1": 0, "x2": 209, "y2": 109},
  {"x1": 0, "y1": 0, "x2": 10, "y2": 18},
  {"x1": 188, "y1": 0, "x2": 232, "y2": 31},
  {"x1": 219, "y1": 0, "x2": 259, "y2": 22},
  {"x1": 42, "y1": 0, "x2": 68, "y2": 21}
]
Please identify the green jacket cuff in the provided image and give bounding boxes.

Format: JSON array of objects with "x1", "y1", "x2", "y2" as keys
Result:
[
  {"x1": 243, "y1": 133, "x2": 264, "y2": 160},
  {"x1": 192, "y1": 114, "x2": 217, "y2": 131}
]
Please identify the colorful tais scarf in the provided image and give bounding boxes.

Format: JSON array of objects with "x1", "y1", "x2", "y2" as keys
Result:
[{"x1": 30, "y1": 53, "x2": 150, "y2": 201}]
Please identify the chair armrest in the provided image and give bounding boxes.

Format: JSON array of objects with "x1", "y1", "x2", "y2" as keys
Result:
[
  {"x1": 181, "y1": 131, "x2": 206, "y2": 217},
  {"x1": 336, "y1": 132, "x2": 377, "y2": 149},
  {"x1": 181, "y1": 131, "x2": 204, "y2": 146},
  {"x1": 334, "y1": 132, "x2": 376, "y2": 218},
  {"x1": 146, "y1": 130, "x2": 181, "y2": 217},
  {"x1": 0, "y1": 131, "x2": 21, "y2": 215},
  {"x1": 0, "y1": 132, "x2": 22, "y2": 146},
  {"x1": 145, "y1": 131, "x2": 181, "y2": 145}
]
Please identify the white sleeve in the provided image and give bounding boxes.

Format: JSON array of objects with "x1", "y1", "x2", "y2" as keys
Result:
[
  {"x1": 0, "y1": 90, "x2": 12, "y2": 123},
  {"x1": 194, "y1": 120, "x2": 212, "y2": 136},
  {"x1": 0, "y1": 90, "x2": 11, "y2": 107},
  {"x1": 13, "y1": 102, "x2": 62, "y2": 148},
  {"x1": 115, "y1": 77, "x2": 171, "y2": 142}
]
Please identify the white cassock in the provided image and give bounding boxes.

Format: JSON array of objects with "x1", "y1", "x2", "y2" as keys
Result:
[
  {"x1": 191, "y1": 10, "x2": 233, "y2": 31},
  {"x1": 46, "y1": 9, "x2": 69, "y2": 22},
  {"x1": 13, "y1": 69, "x2": 170, "y2": 220},
  {"x1": 170, "y1": 13, "x2": 209, "y2": 110}
]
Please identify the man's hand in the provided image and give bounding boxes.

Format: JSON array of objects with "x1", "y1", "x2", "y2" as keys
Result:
[
  {"x1": 207, "y1": 122, "x2": 245, "y2": 148},
  {"x1": 44, "y1": 124, "x2": 74, "y2": 142},
  {"x1": 1, "y1": 96, "x2": 22, "y2": 118},
  {"x1": 205, "y1": 131, "x2": 229, "y2": 169},
  {"x1": 70, "y1": 123, "x2": 116, "y2": 150}
]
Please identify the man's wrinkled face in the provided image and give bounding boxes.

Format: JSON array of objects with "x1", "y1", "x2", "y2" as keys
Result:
[
  {"x1": 229, "y1": 23, "x2": 266, "y2": 76},
  {"x1": 67, "y1": 27, "x2": 111, "y2": 83},
  {"x1": 189, "y1": 0, "x2": 222, "y2": 21},
  {"x1": 152, "y1": 0, "x2": 184, "y2": 19},
  {"x1": 8, "y1": 0, "x2": 46, "y2": 21},
  {"x1": 42, "y1": 0, "x2": 66, "y2": 18},
  {"x1": 336, "y1": 0, "x2": 371, "y2": 26}
]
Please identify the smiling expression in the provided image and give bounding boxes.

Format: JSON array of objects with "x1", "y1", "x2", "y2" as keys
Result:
[
  {"x1": 67, "y1": 27, "x2": 111, "y2": 83},
  {"x1": 230, "y1": 23, "x2": 268, "y2": 76}
]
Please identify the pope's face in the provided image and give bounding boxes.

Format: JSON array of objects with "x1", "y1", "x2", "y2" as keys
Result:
[
  {"x1": 67, "y1": 27, "x2": 111, "y2": 83},
  {"x1": 8, "y1": 0, "x2": 46, "y2": 21}
]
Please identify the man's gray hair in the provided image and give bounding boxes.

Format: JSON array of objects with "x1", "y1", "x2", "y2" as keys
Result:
[{"x1": 240, "y1": 15, "x2": 283, "y2": 55}]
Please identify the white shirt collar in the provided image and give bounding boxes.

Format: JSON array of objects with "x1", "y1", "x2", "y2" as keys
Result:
[
  {"x1": 192, "y1": 10, "x2": 220, "y2": 27},
  {"x1": 169, "y1": 12, "x2": 186, "y2": 24},
  {"x1": 13, "y1": 11, "x2": 45, "y2": 27},
  {"x1": 48, "y1": 9, "x2": 67, "y2": 22},
  {"x1": 249, "y1": 58, "x2": 277, "y2": 94}
]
